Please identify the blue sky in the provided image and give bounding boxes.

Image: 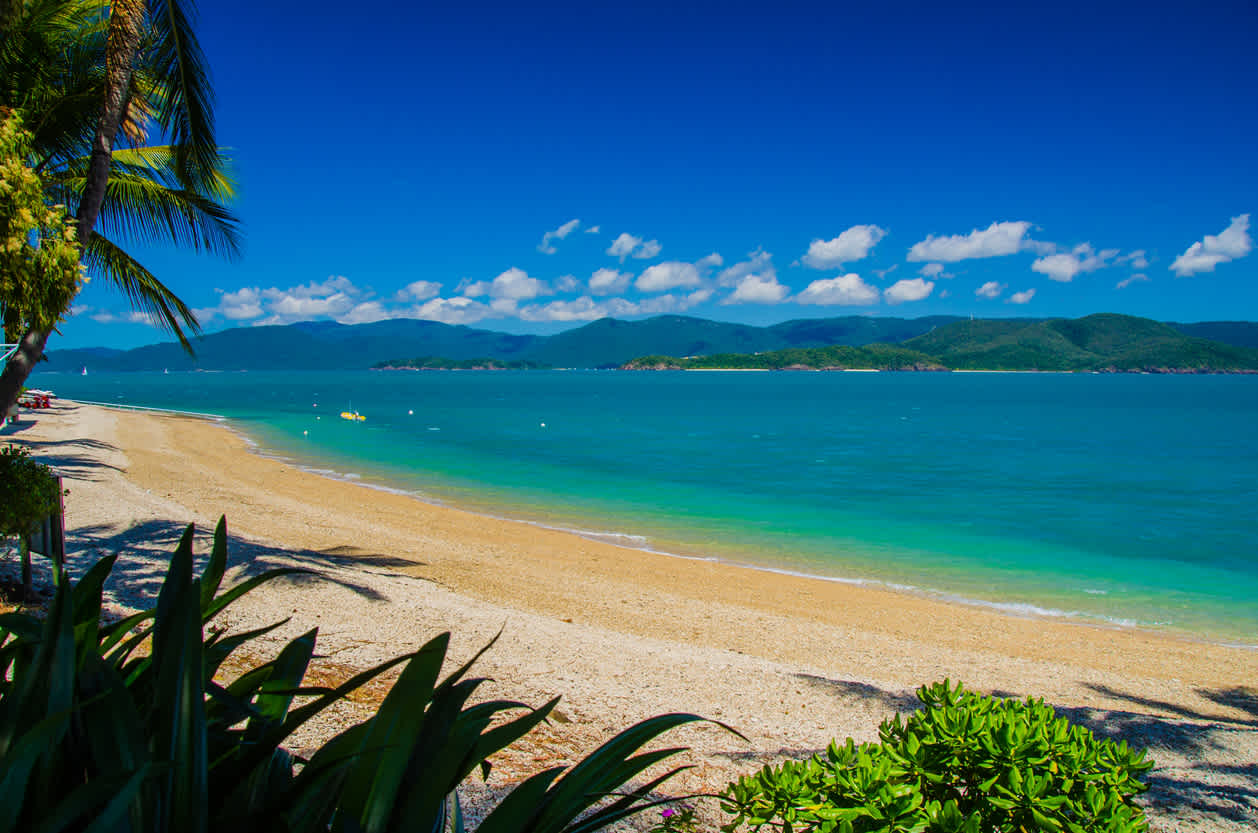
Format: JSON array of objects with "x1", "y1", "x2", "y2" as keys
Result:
[{"x1": 62, "y1": 0, "x2": 1258, "y2": 349}]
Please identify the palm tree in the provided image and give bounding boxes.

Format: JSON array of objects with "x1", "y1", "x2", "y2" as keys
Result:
[{"x1": 0, "y1": 0, "x2": 238, "y2": 413}]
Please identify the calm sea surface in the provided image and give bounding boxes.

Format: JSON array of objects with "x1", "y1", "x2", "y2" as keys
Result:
[{"x1": 34, "y1": 369, "x2": 1258, "y2": 644}]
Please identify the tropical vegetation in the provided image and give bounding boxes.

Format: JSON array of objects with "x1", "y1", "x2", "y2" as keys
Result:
[
  {"x1": 0, "y1": 516, "x2": 715, "y2": 832},
  {"x1": 720, "y1": 680, "x2": 1153, "y2": 833},
  {"x1": 0, "y1": 443, "x2": 63, "y2": 599},
  {"x1": 0, "y1": 0, "x2": 239, "y2": 415}
]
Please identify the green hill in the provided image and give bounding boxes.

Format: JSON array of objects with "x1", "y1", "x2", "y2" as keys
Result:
[
  {"x1": 904, "y1": 313, "x2": 1258, "y2": 371},
  {"x1": 625, "y1": 314, "x2": 1258, "y2": 373}
]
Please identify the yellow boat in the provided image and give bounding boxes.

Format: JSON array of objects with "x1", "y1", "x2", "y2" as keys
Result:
[{"x1": 340, "y1": 410, "x2": 366, "y2": 422}]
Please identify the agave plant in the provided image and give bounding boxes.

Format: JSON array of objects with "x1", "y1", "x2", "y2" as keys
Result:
[{"x1": 0, "y1": 517, "x2": 715, "y2": 832}]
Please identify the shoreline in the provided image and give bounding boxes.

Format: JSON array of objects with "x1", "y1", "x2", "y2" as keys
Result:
[
  {"x1": 91, "y1": 398, "x2": 1250, "y2": 649},
  {"x1": 7, "y1": 400, "x2": 1258, "y2": 830}
]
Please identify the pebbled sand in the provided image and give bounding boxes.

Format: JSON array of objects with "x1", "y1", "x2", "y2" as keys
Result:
[{"x1": 4, "y1": 400, "x2": 1256, "y2": 831}]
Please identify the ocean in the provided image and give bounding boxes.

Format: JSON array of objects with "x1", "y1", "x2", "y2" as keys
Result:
[{"x1": 34, "y1": 369, "x2": 1258, "y2": 644}]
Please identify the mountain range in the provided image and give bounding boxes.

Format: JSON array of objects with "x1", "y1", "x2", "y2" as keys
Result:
[
  {"x1": 40, "y1": 314, "x2": 1258, "y2": 373},
  {"x1": 624, "y1": 314, "x2": 1258, "y2": 372}
]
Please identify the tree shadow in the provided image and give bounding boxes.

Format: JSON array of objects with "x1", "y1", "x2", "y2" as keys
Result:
[
  {"x1": 792, "y1": 674, "x2": 921, "y2": 713},
  {"x1": 56, "y1": 517, "x2": 418, "y2": 609},
  {"x1": 1082, "y1": 682, "x2": 1258, "y2": 728}
]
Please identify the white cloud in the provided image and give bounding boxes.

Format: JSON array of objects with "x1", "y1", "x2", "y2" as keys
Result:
[
  {"x1": 635, "y1": 239, "x2": 663, "y2": 259},
  {"x1": 795, "y1": 274, "x2": 879, "y2": 306},
  {"x1": 712, "y1": 249, "x2": 786, "y2": 304},
  {"x1": 218, "y1": 287, "x2": 264, "y2": 320},
  {"x1": 554, "y1": 274, "x2": 581, "y2": 293},
  {"x1": 696, "y1": 252, "x2": 724, "y2": 271},
  {"x1": 537, "y1": 218, "x2": 580, "y2": 254},
  {"x1": 90, "y1": 310, "x2": 158, "y2": 326},
  {"x1": 464, "y1": 267, "x2": 551, "y2": 300},
  {"x1": 338, "y1": 301, "x2": 391, "y2": 325},
  {"x1": 1031, "y1": 243, "x2": 1116, "y2": 282},
  {"x1": 1170, "y1": 214, "x2": 1252, "y2": 276},
  {"x1": 716, "y1": 249, "x2": 772, "y2": 286},
  {"x1": 907, "y1": 221, "x2": 1033, "y2": 262},
  {"x1": 884, "y1": 278, "x2": 934, "y2": 305},
  {"x1": 975, "y1": 281, "x2": 1005, "y2": 299},
  {"x1": 1008, "y1": 288, "x2": 1036, "y2": 304},
  {"x1": 413, "y1": 296, "x2": 492, "y2": 325},
  {"x1": 723, "y1": 274, "x2": 789, "y2": 305},
  {"x1": 588, "y1": 268, "x2": 631, "y2": 295},
  {"x1": 518, "y1": 296, "x2": 607, "y2": 322},
  {"x1": 802, "y1": 224, "x2": 887, "y2": 269},
  {"x1": 873, "y1": 264, "x2": 898, "y2": 279},
  {"x1": 636, "y1": 261, "x2": 702, "y2": 292},
  {"x1": 918, "y1": 262, "x2": 946, "y2": 278},
  {"x1": 1117, "y1": 250, "x2": 1149, "y2": 269},
  {"x1": 607, "y1": 232, "x2": 662, "y2": 261},
  {"x1": 259, "y1": 276, "x2": 363, "y2": 322},
  {"x1": 1116, "y1": 273, "x2": 1150, "y2": 289},
  {"x1": 584, "y1": 225, "x2": 601, "y2": 234},
  {"x1": 396, "y1": 280, "x2": 441, "y2": 302}
]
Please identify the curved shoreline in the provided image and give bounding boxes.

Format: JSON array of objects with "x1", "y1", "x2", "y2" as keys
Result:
[
  {"x1": 95, "y1": 402, "x2": 1247, "y2": 649},
  {"x1": 68, "y1": 396, "x2": 1254, "y2": 648}
]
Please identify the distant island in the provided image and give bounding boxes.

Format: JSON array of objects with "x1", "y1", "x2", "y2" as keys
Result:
[
  {"x1": 624, "y1": 344, "x2": 946, "y2": 371},
  {"x1": 623, "y1": 314, "x2": 1258, "y2": 373},
  {"x1": 41, "y1": 312, "x2": 1258, "y2": 373},
  {"x1": 372, "y1": 357, "x2": 550, "y2": 371}
]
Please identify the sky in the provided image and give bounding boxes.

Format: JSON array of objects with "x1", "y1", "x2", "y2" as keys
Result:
[{"x1": 60, "y1": 0, "x2": 1258, "y2": 350}]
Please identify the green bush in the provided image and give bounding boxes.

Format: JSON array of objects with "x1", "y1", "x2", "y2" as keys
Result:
[
  {"x1": 720, "y1": 680, "x2": 1153, "y2": 833},
  {"x1": 0, "y1": 444, "x2": 63, "y2": 599},
  {"x1": 0, "y1": 517, "x2": 716, "y2": 832}
]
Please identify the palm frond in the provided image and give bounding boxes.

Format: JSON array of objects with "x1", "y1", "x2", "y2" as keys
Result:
[
  {"x1": 49, "y1": 149, "x2": 241, "y2": 259},
  {"x1": 145, "y1": 0, "x2": 218, "y2": 191},
  {"x1": 83, "y1": 231, "x2": 199, "y2": 351}
]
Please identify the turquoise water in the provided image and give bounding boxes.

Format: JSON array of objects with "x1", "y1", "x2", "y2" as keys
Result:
[{"x1": 34, "y1": 369, "x2": 1258, "y2": 643}]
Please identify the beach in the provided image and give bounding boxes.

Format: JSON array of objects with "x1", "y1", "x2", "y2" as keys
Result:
[{"x1": 6, "y1": 400, "x2": 1257, "y2": 830}]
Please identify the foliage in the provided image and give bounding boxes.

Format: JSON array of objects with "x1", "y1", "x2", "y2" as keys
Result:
[
  {"x1": 0, "y1": 443, "x2": 61, "y2": 537},
  {"x1": 0, "y1": 112, "x2": 85, "y2": 342},
  {"x1": 0, "y1": 516, "x2": 711, "y2": 832},
  {"x1": 720, "y1": 680, "x2": 1153, "y2": 833},
  {"x1": 0, "y1": 0, "x2": 240, "y2": 379}
]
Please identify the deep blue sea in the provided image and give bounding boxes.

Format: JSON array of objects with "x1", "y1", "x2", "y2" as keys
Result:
[{"x1": 33, "y1": 369, "x2": 1258, "y2": 644}]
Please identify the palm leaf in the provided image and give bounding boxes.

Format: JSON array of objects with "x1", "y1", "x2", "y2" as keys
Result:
[
  {"x1": 80, "y1": 230, "x2": 198, "y2": 349},
  {"x1": 145, "y1": 0, "x2": 218, "y2": 190}
]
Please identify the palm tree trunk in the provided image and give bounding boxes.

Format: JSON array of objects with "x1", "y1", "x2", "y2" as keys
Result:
[
  {"x1": 76, "y1": 0, "x2": 145, "y2": 242},
  {"x1": 0, "y1": 327, "x2": 50, "y2": 421}
]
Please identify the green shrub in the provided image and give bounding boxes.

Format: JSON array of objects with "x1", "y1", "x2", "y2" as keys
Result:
[
  {"x1": 720, "y1": 680, "x2": 1153, "y2": 833},
  {"x1": 0, "y1": 517, "x2": 716, "y2": 832},
  {"x1": 0, "y1": 444, "x2": 64, "y2": 599}
]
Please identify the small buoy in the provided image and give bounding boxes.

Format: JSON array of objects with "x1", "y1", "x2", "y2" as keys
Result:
[
  {"x1": 303, "y1": 430, "x2": 308, "y2": 435},
  {"x1": 316, "y1": 416, "x2": 320, "y2": 420},
  {"x1": 313, "y1": 403, "x2": 317, "y2": 408},
  {"x1": 540, "y1": 422, "x2": 546, "y2": 428},
  {"x1": 408, "y1": 409, "x2": 413, "y2": 415}
]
